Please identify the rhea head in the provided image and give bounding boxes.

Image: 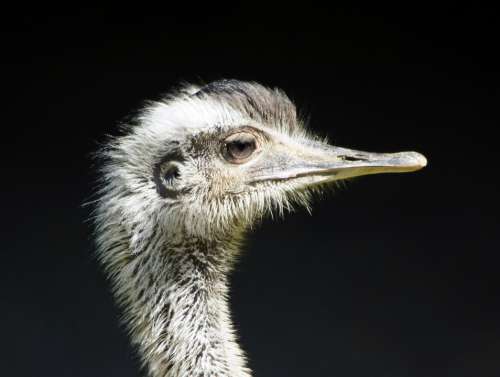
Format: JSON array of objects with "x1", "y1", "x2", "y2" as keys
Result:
[{"x1": 99, "y1": 79, "x2": 426, "y2": 247}]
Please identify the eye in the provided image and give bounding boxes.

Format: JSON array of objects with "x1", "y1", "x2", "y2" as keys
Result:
[{"x1": 223, "y1": 132, "x2": 258, "y2": 163}]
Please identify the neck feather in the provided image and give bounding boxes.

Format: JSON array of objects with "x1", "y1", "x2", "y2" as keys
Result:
[{"x1": 100, "y1": 226, "x2": 251, "y2": 377}]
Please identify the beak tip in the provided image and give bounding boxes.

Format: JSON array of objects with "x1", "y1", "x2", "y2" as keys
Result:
[{"x1": 411, "y1": 151, "x2": 428, "y2": 169}]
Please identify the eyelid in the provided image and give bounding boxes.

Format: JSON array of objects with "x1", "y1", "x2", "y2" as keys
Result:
[
  {"x1": 223, "y1": 125, "x2": 267, "y2": 141},
  {"x1": 225, "y1": 132, "x2": 256, "y2": 144}
]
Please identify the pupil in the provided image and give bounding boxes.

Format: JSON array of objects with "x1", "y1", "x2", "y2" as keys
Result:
[
  {"x1": 229, "y1": 140, "x2": 253, "y2": 157},
  {"x1": 236, "y1": 141, "x2": 247, "y2": 151}
]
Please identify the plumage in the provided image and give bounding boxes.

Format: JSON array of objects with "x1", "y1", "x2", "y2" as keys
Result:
[{"x1": 93, "y1": 79, "x2": 426, "y2": 377}]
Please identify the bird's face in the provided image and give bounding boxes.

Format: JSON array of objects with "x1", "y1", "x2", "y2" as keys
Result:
[{"x1": 105, "y1": 81, "x2": 426, "y2": 238}]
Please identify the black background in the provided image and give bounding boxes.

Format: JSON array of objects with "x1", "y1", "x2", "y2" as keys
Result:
[{"x1": 2, "y1": 4, "x2": 499, "y2": 377}]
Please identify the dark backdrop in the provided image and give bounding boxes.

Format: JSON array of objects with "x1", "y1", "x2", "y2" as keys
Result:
[{"x1": 2, "y1": 5, "x2": 499, "y2": 377}]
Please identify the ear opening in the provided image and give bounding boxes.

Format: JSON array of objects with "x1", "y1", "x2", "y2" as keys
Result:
[{"x1": 153, "y1": 150, "x2": 185, "y2": 199}]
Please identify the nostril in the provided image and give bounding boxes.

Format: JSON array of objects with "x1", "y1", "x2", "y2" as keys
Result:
[{"x1": 339, "y1": 155, "x2": 368, "y2": 162}]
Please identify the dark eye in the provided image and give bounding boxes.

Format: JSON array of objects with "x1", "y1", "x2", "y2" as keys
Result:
[{"x1": 223, "y1": 132, "x2": 258, "y2": 163}]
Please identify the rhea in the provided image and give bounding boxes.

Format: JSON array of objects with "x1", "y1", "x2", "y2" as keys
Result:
[{"x1": 94, "y1": 79, "x2": 426, "y2": 377}]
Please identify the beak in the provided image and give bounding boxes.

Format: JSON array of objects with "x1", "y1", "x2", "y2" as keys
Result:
[{"x1": 250, "y1": 142, "x2": 427, "y2": 184}]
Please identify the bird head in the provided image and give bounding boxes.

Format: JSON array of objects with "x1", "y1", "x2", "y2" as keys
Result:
[{"x1": 98, "y1": 80, "x2": 426, "y2": 243}]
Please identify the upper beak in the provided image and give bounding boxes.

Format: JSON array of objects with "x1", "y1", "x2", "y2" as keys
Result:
[{"x1": 250, "y1": 142, "x2": 427, "y2": 184}]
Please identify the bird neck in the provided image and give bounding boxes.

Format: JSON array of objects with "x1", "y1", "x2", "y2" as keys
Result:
[{"x1": 113, "y1": 233, "x2": 251, "y2": 377}]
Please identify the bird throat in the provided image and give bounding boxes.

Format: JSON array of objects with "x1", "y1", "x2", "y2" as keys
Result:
[{"x1": 112, "y1": 233, "x2": 251, "y2": 377}]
